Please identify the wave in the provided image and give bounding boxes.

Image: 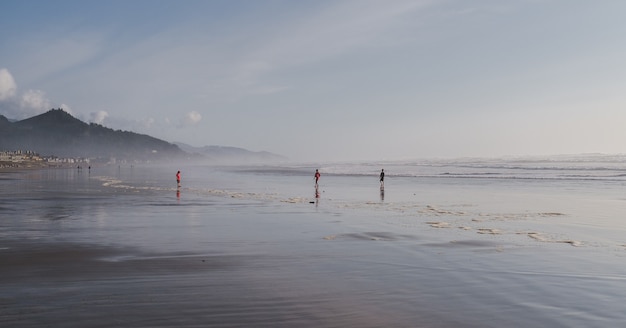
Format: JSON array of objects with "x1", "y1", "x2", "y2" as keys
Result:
[
  {"x1": 177, "y1": 154, "x2": 626, "y2": 184},
  {"x1": 239, "y1": 156, "x2": 626, "y2": 182}
]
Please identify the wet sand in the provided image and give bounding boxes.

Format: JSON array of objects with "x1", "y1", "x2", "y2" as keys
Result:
[
  {"x1": 0, "y1": 239, "x2": 451, "y2": 328},
  {"x1": 3, "y1": 228, "x2": 625, "y2": 327},
  {"x1": 2, "y1": 166, "x2": 626, "y2": 327}
]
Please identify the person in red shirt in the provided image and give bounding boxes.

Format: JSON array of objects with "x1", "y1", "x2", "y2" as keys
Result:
[
  {"x1": 314, "y1": 169, "x2": 320, "y2": 186},
  {"x1": 176, "y1": 171, "x2": 181, "y2": 187}
]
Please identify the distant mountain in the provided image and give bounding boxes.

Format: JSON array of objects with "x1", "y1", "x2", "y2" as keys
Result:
[
  {"x1": 175, "y1": 142, "x2": 287, "y2": 163},
  {"x1": 0, "y1": 109, "x2": 184, "y2": 161}
]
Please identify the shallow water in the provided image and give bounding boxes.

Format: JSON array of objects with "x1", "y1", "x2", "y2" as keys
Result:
[{"x1": 1, "y1": 161, "x2": 626, "y2": 327}]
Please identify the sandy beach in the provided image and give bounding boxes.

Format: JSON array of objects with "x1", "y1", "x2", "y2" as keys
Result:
[{"x1": 2, "y1": 162, "x2": 626, "y2": 327}]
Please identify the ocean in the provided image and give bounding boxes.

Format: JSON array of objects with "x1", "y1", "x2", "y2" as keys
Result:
[{"x1": 1, "y1": 154, "x2": 626, "y2": 327}]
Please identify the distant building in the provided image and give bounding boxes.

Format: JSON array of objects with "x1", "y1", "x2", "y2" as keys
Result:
[{"x1": 0, "y1": 150, "x2": 88, "y2": 168}]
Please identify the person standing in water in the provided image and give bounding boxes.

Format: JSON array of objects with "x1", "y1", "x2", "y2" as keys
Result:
[
  {"x1": 176, "y1": 170, "x2": 181, "y2": 188},
  {"x1": 314, "y1": 169, "x2": 321, "y2": 186},
  {"x1": 379, "y1": 169, "x2": 385, "y2": 188}
]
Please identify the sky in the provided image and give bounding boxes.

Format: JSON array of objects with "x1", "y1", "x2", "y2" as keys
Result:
[{"x1": 1, "y1": 0, "x2": 626, "y2": 162}]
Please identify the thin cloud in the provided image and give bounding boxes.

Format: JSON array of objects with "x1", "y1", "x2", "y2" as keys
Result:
[
  {"x1": 179, "y1": 111, "x2": 202, "y2": 128},
  {"x1": 141, "y1": 117, "x2": 155, "y2": 129},
  {"x1": 188, "y1": 1, "x2": 432, "y2": 102},
  {"x1": 245, "y1": 0, "x2": 432, "y2": 69},
  {"x1": 10, "y1": 31, "x2": 106, "y2": 86},
  {"x1": 89, "y1": 110, "x2": 109, "y2": 124}
]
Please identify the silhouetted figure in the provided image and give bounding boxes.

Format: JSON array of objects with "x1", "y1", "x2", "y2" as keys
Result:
[
  {"x1": 314, "y1": 169, "x2": 320, "y2": 186},
  {"x1": 379, "y1": 169, "x2": 385, "y2": 188},
  {"x1": 176, "y1": 170, "x2": 181, "y2": 188}
]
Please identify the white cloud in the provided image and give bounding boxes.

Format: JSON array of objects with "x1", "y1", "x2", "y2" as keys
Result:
[
  {"x1": 0, "y1": 70, "x2": 76, "y2": 120},
  {"x1": 180, "y1": 111, "x2": 202, "y2": 127},
  {"x1": 89, "y1": 110, "x2": 109, "y2": 124},
  {"x1": 20, "y1": 89, "x2": 50, "y2": 115},
  {"x1": 0, "y1": 68, "x2": 17, "y2": 101},
  {"x1": 60, "y1": 103, "x2": 73, "y2": 115}
]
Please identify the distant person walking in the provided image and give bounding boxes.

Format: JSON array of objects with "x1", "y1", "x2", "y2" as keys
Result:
[
  {"x1": 176, "y1": 170, "x2": 181, "y2": 188},
  {"x1": 379, "y1": 169, "x2": 385, "y2": 188},
  {"x1": 314, "y1": 169, "x2": 321, "y2": 186}
]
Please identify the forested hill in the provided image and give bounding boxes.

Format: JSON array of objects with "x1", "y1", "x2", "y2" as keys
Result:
[{"x1": 0, "y1": 109, "x2": 184, "y2": 161}]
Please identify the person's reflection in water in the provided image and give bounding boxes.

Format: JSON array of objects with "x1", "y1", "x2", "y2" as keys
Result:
[{"x1": 315, "y1": 184, "x2": 320, "y2": 206}]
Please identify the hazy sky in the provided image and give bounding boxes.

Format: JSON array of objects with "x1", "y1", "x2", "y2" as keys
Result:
[{"x1": 1, "y1": 0, "x2": 625, "y2": 161}]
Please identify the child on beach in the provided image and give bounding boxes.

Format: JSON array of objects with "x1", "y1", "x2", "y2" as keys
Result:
[
  {"x1": 314, "y1": 169, "x2": 320, "y2": 185},
  {"x1": 176, "y1": 171, "x2": 181, "y2": 187},
  {"x1": 380, "y1": 169, "x2": 384, "y2": 187}
]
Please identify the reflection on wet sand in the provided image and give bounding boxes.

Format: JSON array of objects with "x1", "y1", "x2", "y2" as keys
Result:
[
  {"x1": 0, "y1": 240, "x2": 441, "y2": 327},
  {"x1": 315, "y1": 184, "x2": 320, "y2": 206}
]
